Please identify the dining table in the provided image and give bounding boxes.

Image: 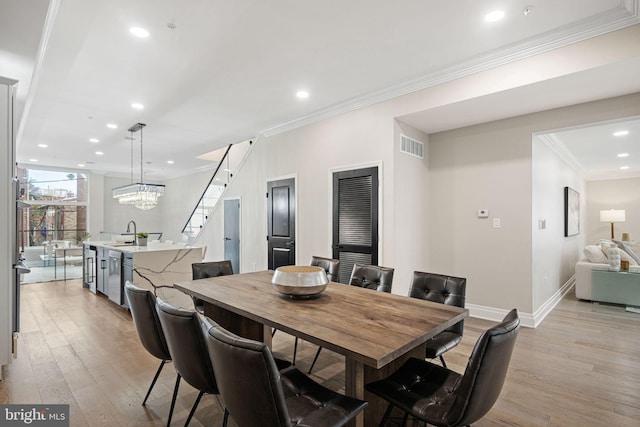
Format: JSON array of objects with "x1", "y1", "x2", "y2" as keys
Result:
[{"x1": 174, "y1": 270, "x2": 468, "y2": 427}]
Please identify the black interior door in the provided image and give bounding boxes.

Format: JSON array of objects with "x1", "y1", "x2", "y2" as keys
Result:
[
  {"x1": 332, "y1": 167, "x2": 378, "y2": 283},
  {"x1": 267, "y1": 178, "x2": 296, "y2": 270}
]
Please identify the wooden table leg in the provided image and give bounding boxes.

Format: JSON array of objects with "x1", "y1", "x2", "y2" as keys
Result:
[
  {"x1": 345, "y1": 358, "x2": 365, "y2": 427},
  {"x1": 345, "y1": 344, "x2": 426, "y2": 427}
]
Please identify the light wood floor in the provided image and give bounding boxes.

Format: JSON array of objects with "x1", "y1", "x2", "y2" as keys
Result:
[{"x1": 1, "y1": 279, "x2": 639, "y2": 426}]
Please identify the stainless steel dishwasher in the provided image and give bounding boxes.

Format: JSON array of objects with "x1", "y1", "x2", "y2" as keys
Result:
[{"x1": 107, "y1": 250, "x2": 122, "y2": 306}]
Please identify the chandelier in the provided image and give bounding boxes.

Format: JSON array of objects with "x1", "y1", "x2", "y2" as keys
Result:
[{"x1": 112, "y1": 123, "x2": 165, "y2": 210}]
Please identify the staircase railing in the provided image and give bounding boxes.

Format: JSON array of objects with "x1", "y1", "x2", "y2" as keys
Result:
[{"x1": 181, "y1": 139, "x2": 253, "y2": 244}]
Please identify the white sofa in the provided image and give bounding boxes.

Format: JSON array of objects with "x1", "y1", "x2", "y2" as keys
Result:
[
  {"x1": 574, "y1": 260, "x2": 610, "y2": 300},
  {"x1": 575, "y1": 239, "x2": 640, "y2": 301}
]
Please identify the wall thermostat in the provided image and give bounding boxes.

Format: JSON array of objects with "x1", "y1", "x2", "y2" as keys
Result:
[{"x1": 477, "y1": 209, "x2": 489, "y2": 218}]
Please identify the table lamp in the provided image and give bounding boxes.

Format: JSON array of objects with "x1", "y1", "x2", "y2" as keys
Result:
[{"x1": 599, "y1": 209, "x2": 625, "y2": 239}]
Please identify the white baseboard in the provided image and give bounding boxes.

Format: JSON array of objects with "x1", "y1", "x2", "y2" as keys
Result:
[{"x1": 467, "y1": 276, "x2": 575, "y2": 328}]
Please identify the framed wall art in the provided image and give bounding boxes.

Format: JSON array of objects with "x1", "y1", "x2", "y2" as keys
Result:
[{"x1": 564, "y1": 186, "x2": 580, "y2": 237}]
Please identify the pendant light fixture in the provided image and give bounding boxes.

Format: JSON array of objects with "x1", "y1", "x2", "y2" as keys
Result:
[{"x1": 112, "y1": 123, "x2": 165, "y2": 210}]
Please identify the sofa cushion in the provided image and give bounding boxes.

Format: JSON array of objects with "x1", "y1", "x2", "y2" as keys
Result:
[
  {"x1": 614, "y1": 240, "x2": 640, "y2": 265},
  {"x1": 584, "y1": 245, "x2": 608, "y2": 263},
  {"x1": 618, "y1": 248, "x2": 638, "y2": 266}
]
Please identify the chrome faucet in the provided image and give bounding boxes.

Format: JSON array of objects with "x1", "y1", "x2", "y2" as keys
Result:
[{"x1": 126, "y1": 220, "x2": 137, "y2": 245}]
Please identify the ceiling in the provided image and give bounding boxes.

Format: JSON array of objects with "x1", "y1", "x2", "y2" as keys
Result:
[{"x1": 2, "y1": 0, "x2": 640, "y2": 181}]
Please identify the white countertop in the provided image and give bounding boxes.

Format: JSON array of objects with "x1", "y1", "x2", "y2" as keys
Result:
[{"x1": 87, "y1": 241, "x2": 203, "y2": 253}]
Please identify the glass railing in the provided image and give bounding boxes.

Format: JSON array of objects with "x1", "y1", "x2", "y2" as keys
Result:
[{"x1": 182, "y1": 139, "x2": 253, "y2": 243}]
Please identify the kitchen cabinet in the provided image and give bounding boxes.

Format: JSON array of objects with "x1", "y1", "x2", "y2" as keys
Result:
[
  {"x1": 122, "y1": 253, "x2": 133, "y2": 308},
  {"x1": 84, "y1": 241, "x2": 204, "y2": 309}
]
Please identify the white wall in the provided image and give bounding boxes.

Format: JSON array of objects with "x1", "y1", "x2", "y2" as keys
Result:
[
  {"x1": 88, "y1": 173, "x2": 104, "y2": 239},
  {"x1": 203, "y1": 107, "x2": 397, "y2": 276},
  {"x1": 586, "y1": 177, "x2": 640, "y2": 243},
  {"x1": 161, "y1": 169, "x2": 213, "y2": 243},
  {"x1": 392, "y1": 121, "x2": 430, "y2": 294},
  {"x1": 532, "y1": 137, "x2": 585, "y2": 312},
  {"x1": 429, "y1": 120, "x2": 534, "y2": 313},
  {"x1": 428, "y1": 93, "x2": 640, "y2": 319},
  {"x1": 75, "y1": 24, "x2": 640, "y2": 325},
  {"x1": 101, "y1": 176, "x2": 164, "y2": 237},
  {"x1": 192, "y1": 26, "x2": 640, "y2": 322}
]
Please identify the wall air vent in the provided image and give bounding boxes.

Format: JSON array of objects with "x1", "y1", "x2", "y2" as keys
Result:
[{"x1": 400, "y1": 134, "x2": 424, "y2": 159}]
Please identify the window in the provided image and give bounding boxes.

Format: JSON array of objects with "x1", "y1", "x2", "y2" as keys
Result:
[{"x1": 18, "y1": 167, "x2": 89, "y2": 249}]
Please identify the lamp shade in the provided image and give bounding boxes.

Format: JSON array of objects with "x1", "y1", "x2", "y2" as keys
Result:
[{"x1": 600, "y1": 209, "x2": 626, "y2": 223}]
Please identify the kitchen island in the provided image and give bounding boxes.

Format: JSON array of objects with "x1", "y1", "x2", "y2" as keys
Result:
[{"x1": 83, "y1": 241, "x2": 204, "y2": 309}]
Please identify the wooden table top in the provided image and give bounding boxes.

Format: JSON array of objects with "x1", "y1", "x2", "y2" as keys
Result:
[{"x1": 175, "y1": 270, "x2": 468, "y2": 369}]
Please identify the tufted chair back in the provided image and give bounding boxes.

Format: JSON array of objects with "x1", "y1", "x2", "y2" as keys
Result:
[
  {"x1": 155, "y1": 298, "x2": 219, "y2": 396},
  {"x1": 192, "y1": 260, "x2": 234, "y2": 279},
  {"x1": 365, "y1": 309, "x2": 519, "y2": 427},
  {"x1": 409, "y1": 271, "x2": 466, "y2": 334},
  {"x1": 191, "y1": 261, "x2": 234, "y2": 312},
  {"x1": 125, "y1": 282, "x2": 171, "y2": 361},
  {"x1": 310, "y1": 256, "x2": 340, "y2": 282},
  {"x1": 205, "y1": 318, "x2": 292, "y2": 426},
  {"x1": 449, "y1": 309, "x2": 520, "y2": 426},
  {"x1": 348, "y1": 264, "x2": 394, "y2": 293},
  {"x1": 204, "y1": 317, "x2": 367, "y2": 427}
]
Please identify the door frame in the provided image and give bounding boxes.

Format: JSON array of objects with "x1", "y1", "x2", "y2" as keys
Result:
[
  {"x1": 328, "y1": 162, "x2": 383, "y2": 263},
  {"x1": 266, "y1": 174, "x2": 298, "y2": 267},
  {"x1": 223, "y1": 196, "x2": 241, "y2": 274}
]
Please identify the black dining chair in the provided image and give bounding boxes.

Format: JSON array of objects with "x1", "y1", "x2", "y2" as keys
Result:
[
  {"x1": 124, "y1": 282, "x2": 180, "y2": 426},
  {"x1": 203, "y1": 317, "x2": 368, "y2": 427},
  {"x1": 366, "y1": 309, "x2": 520, "y2": 427},
  {"x1": 191, "y1": 260, "x2": 234, "y2": 313},
  {"x1": 307, "y1": 263, "x2": 394, "y2": 374},
  {"x1": 348, "y1": 263, "x2": 394, "y2": 292},
  {"x1": 155, "y1": 298, "x2": 229, "y2": 427},
  {"x1": 408, "y1": 271, "x2": 466, "y2": 368}
]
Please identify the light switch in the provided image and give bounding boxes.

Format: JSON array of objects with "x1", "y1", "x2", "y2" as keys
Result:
[{"x1": 493, "y1": 218, "x2": 501, "y2": 228}]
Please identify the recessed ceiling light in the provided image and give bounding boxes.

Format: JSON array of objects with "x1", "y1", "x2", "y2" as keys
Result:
[
  {"x1": 29, "y1": 159, "x2": 38, "y2": 162},
  {"x1": 37, "y1": 144, "x2": 48, "y2": 148},
  {"x1": 167, "y1": 160, "x2": 175, "y2": 164},
  {"x1": 106, "y1": 123, "x2": 118, "y2": 129},
  {"x1": 95, "y1": 151, "x2": 104, "y2": 155},
  {"x1": 296, "y1": 90, "x2": 309, "y2": 99},
  {"x1": 617, "y1": 153, "x2": 630, "y2": 158},
  {"x1": 131, "y1": 102, "x2": 144, "y2": 110},
  {"x1": 89, "y1": 138, "x2": 99, "y2": 143},
  {"x1": 78, "y1": 164, "x2": 86, "y2": 167},
  {"x1": 620, "y1": 166, "x2": 630, "y2": 170},
  {"x1": 484, "y1": 10, "x2": 505, "y2": 22},
  {"x1": 613, "y1": 130, "x2": 629, "y2": 136},
  {"x1": 130, "y1": 27, "x2": 149, "y2": 38}
]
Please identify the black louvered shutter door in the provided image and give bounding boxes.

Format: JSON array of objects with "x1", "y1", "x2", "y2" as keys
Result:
[{"x1": 332, "y1": 167, "x2": 378, "y2": 283}]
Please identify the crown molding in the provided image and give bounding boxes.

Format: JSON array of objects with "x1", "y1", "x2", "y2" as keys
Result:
[
  {"x1": 262, "y1": 1, "x2": 640, "y2": 138},
  {"x1": 536, "y1": 133, "x2": 586, "y2": 176}
]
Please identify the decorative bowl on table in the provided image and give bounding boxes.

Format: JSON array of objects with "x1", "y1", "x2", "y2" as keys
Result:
[{"x1": 272, "y1": 265, "x2": 328, "y2": 297}]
